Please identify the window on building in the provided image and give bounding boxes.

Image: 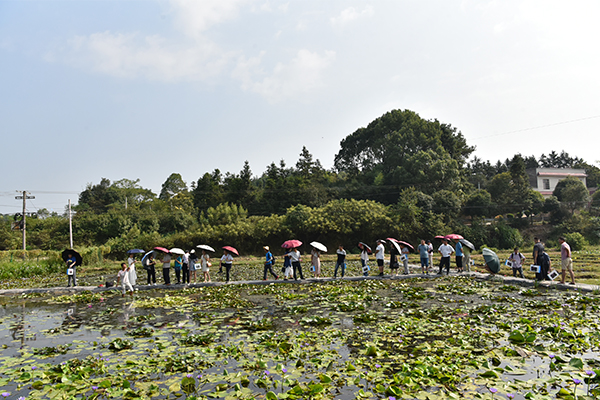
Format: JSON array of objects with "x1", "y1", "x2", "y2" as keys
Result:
[{"x1": 543, "y1": 179, "x2": 550, "y2": 190}]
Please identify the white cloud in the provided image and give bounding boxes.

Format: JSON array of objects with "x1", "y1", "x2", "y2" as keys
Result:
[
  {"x1": 171, "y1": 0, "x2": 248, "y2": 39},
  {"x1": 233, "y1": 49, "x2": 336, "y2": 102},
  {"x1": 330, "y1": 6, "x2": 374, "y2": 27},
  {"x1": 64, "y1": 31, "x2": 229, "y2": 82}
]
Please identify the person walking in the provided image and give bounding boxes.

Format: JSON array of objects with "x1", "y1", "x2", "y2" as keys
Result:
[
  {"x1": 375, "y1": 240, "x2": 385, "y2": 276},
  {"x1": 65, "y1": 252, "x2": 77, "y2": 287},
  {"x1": 311, "y1": 247, "x2": 322, "y2": 278},
  {"x1": 417, "y1": 239, "x2": 429, "y2": 274},
  {"x1": 438, "y1": 239, "x2": 454, "y2": 275},
  {"x1": 221, "y1": 249, "x2": 234, "y2": 283},
  {"x1": 161, "y1": 252, "x2": 171, "y2": 285},
  {"x1": 283, "y1": 249, "x2": 293, "y2": 280},
  {"x1": 145, "y1": 253, "x2": 157, "y2": 285},
  {"x1": 508, "y1": 247, "x2": 525, "y2": 278},
  {"x1": 389, "y1": 244, "x2": 399, "y2": 276},
  {"x1": 289, "y1": 247, "x2": 304, "y2": 280},
  {"x1": 359, "y1": 244, "x2": 370, "y2": 276},
  {"x1": 127, "y1": 254, "x2": 138, "y2": 287},
  {"x1": 188, "y1": 250, "x2": 198, "y2": 283},
  {"x1": 182, "y1": 251, "x2": 190, "y2": 284},
  {"x1": 559, "y1": 237, "x2": 576, "y2": 285},
  {"x1": 200, "y1": 249, "x2": 211, "y2": 282},
  {"x1": 263, "y1": 246, "x2": 278, "y2": 280},
  {"x1": 400, "y1": 244, "x2": 410, "y2": 275},
  {"x1": 174, "y1": 254, "x2": 183, "y2": 284},
  {"x1": 427, "y1": 240, "x2": 434, "y2": 273},
  {"x1": 533, "y1": 237, "x2": 545, "y2": 281},
  {"x1": 455, "y1": 240, "x2": 464, "y2": 273},
  {"x1": 117, "y1": 263, "x2": 134, "y2": 297},
  {"x1": 334, "y1": 244, "x2": 347, "y2": 278}
]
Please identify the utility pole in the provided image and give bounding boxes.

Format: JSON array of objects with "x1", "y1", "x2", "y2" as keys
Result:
[
  {"x1": 15, "y1": 191, "x2": 35, "y2": 250},
  {"x1": 68, "y1": 199, "x2": 73, "y2": 248}
]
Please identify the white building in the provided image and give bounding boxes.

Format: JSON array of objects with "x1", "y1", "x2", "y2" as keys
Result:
[{"x1": 526, "y1": 168, "x2": 587, "y2": 197}]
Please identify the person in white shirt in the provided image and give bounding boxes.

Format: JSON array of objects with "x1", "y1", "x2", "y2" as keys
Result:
[
  {"x1": 375, "y1": 240, "x2": 385, "y2": 276},
  {"x1": 117, "y1": 263, "x2": 134, "y2": 296},
  {"x1": 200, "y1": 249, "x2": 211, "y2": 283},
  {"x1": 400, "y1": 245, "x2": 410, "y2": 275},
  {"x1": 437, "y1": 239, "x2": 454, "y2": 275},
  {"x1": 508, "y1": 247, "x2": 525, "y2": 278},
  {"x1": 360, "y1": 245, "x2": 370, "y2": 276},
  {"x1": 427, "y1": 240, "x2": 434, "y2": 273},
  {"x1": 127, "y1": 255, "x2": 137, "y2": 287},
  {"x1": 288, "y1": 248, "x2": 304, "y2": 280},
  {"x1": 182, "y1": 251, "x2": 190, "y2": 284},
  {"x1": 220, "y1": 250, "x2": 234, "y2": 283}
]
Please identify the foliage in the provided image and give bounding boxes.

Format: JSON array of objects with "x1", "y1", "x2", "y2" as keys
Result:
[
  {"x1": 553, "y1": 176, "x2": 590, "y2": 214},
  {"x1": 563, "y1": 232, "x2": 588, "y2": 251}
]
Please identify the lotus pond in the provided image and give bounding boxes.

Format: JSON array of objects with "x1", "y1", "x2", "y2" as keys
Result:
[{"x1": 1, "y1": 276, "x2": 600, "y2": 400}]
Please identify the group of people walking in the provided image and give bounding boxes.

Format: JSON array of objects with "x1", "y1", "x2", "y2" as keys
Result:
[{"x1": 108, "y1": 234, "x2": 577, "y2": 294}]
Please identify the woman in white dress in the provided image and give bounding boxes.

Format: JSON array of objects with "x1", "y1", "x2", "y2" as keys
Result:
[
  {"x1": 311, "y1": 247, "x2": 321, "y2": 278},
  {"x1": 127, "y1": 255, "x2": 138, "y2": 286},
  {"x1": 201, "y1": 250, "x2": 211, "y2": 282}
]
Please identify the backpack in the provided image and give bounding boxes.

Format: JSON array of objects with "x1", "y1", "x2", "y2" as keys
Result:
[{"x1": 539, "y1": 252, "x2": 550, "y2": 268}]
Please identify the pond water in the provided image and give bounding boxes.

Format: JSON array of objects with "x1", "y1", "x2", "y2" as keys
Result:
[{"x1": 0, "y1": 276, "x2": 599, "y2": 399}]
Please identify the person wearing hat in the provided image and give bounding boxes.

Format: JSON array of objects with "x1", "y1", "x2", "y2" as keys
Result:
[
  {"x1": 375, "y1": 240, "x2": 385, "y2": 276},
  {"x1": 263, "y1": 246, "x2": 278, "y2": 281},
  {"x1": 189, "y1": 249, "x2": 198, "y2": 283}
]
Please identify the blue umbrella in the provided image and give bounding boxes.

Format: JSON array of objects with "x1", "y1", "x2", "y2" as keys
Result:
[
  {"x1": 127, "y1": 249, "x2": 145, "y2": 254},
  {"x1": 141, "y1": 250, "x2": 155, "y2": 267}
]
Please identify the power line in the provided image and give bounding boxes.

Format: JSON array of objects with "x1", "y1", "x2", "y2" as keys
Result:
[{"x1": 471, "y1": 114, "x2": 600, "y2": 140}]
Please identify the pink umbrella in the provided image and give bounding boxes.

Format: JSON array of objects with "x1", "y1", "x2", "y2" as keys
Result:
[
  {"x1": 434, "y1": 235, "x2": 445, "y2": 239},
  {"x1": 386, "y1": 237, "x2": 399, "y2": 243},
  {"x1": 153, "y1": 247, "x2": 170, "y2": 253},
  {"x1": 222, "y1": 246, "x2": 239, "y2": 256},
  {"x1": 445, "y1": 234, "x2": 464, "y2": 240},
  {"x1": 282, "y1": 239, "x2": 303, "y2": 249},
  {"x1": 398, "y1": 241, "x2": 414, "y2": 251}
]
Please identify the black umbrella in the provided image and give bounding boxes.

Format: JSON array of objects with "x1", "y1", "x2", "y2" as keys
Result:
[
  {"x1": 61, "y1": 249, "x2": 82, "y2": 267},
  {"x1": 127, "y1": 249, "x2": 145, "y2": 254}
]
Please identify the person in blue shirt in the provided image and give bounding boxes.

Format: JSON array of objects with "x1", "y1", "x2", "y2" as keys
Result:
[
  {"x1": 66, "y1": 253, "x2": 77, "y2": 287},
  {"x1": 455, "y1": 240, "x2": 464, "y2": 273},
  {"x1": 417, "y1": 239, "x2": 429, "y2": 274},
  {"x1": 262, "y1": 246, "x2": 278, "y2": 280}
]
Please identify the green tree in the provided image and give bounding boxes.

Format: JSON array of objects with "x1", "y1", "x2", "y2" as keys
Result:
[
  {"x1": 77, "y1": 178, "x2": 123, "y2": 213},
  {"x1": 193, "y1": 169, "x2": 225, "y2": 215},
  {"x1": 463, "y1": 190, "x2": 492, "y2": 218},
  {"x1": 334, "y1": 109, "x2": 473, "y2": 202},
  {"x1": 553, "y1": 176, "x2": 590, "y2": 214},
  {"x1": 159, "y1": 173, "x2": 187, "y2": 201}
]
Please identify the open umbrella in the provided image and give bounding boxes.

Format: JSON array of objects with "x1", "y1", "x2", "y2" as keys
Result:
[
  {"x1": 282, "y1": 239, "x2": 302, "y2": 249},
  {"x1": 222, "y1": 246, "x2": 239, "y2": 256},
  {"x1": 358, "y1": 242, "x2": 372, "y2": 253},
  {"x1": 153, "y1": 247, "x2": 170, "y2": 253},
  {"x1": 376, "y1": 239, "x2": 387, "y2": 244},
  {"x1": 61, "y1": 249, "x2": 82, "y2": 267},
  {"x1": 434, "y1": 235, "x2": 446, "y2": 239},
  {"x1": 398, "y1": 241, "x2": 414, "y2": 251},
  {"x1": 459, "y1": 239, "x2": 475, "y2": 251},
  {"x1": 482, "y1": 248, "x2": 500, "y2": 274},
  {"x1": 127, "y1": 249, "x2": 145, "y2": 255},
  {"x1": 386, "y1": 237, "x2": 399, "y2": 243},
  {"x1": 170, "y1": 248, "x2": 185, "y2": 255},
  {"x1": 196, "y1": 244, "x2": 215, "y2": 252},
  {"x1": 141, "y1": 250, "x2": 154, "y2": 267},
  {"x1": 389, "y1": 240, "x2": 402, "y2": 255},
  {"x1": 310, "y1": 241, "x2": 327, "y2": 252},
  {"x1": 445, "y1": 234, "x2": 464, "y2": 240}
]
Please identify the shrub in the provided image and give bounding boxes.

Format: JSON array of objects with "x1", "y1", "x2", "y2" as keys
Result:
[{"x1": 563, "y1": 232, "x2": 588, "y2": 251}]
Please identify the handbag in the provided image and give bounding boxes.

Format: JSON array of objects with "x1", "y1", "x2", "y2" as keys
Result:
[
  {"x1": 207, "y1": 261, "x2": 212, "y2": 268},
  {"x1": 67, "y1": 268, "x2": 74, "y2": 276}
]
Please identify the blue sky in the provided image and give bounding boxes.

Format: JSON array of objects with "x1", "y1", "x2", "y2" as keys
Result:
[{"x1": 1, "y1": 0, "x2": 599, "y2": 214}]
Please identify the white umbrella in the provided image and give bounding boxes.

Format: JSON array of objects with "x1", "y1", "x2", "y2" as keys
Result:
[
  {"x1": 196, "y1": 244, "x2": 215, "y2": 252},
  {"x1": 390, "y1": 240, "x2": 402, "y2": 255},
  {"x1": 169, "y1": 248, "x2": 185, "y2": 255},
  {"x1": 310, "y1": 241, "x2": 327, "y2": 252}
]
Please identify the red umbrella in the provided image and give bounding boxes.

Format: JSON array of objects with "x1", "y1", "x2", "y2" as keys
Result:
[
  {"x1": 153, "y1": 247, "x2": 170, "y2": 253},
  {"x1": 445, "y1": 234, "x2": 464, "y2": 240},
  {"x1": 222, "y1": 246, "x2": 239, "y2": 256},
  {"x1": 386, "y1": 237, "x2": 399, "y2": 243},
  {"x1": 358, "y1": 242, "x2": 372, "y2": 253},
  {"x1": 434, "y1": 235, "x2": 445, "y2": 239},
  {"x1": 398, "y1": 241, "x2": 414, "y2": 251},
  {"x1": 282, "y1": 239, "x2": 302, "y2": 249}
]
